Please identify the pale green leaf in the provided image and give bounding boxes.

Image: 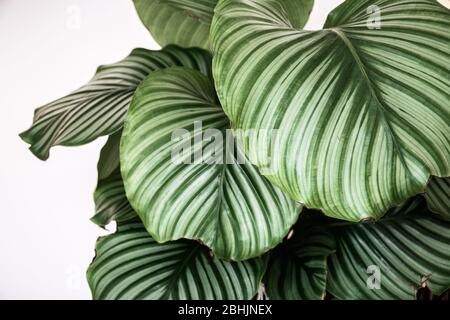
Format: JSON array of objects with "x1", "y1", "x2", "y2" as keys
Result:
[
  {"x1": 211, "y1": 0, "x2": 450, "y2": 221},
  {"x1": 120, "y1": 67, "x2": 301, "y2": 261}
]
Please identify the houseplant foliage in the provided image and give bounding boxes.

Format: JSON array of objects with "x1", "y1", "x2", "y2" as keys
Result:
[
  {"x1": 425, "y1": 176, "x2": 450, "y2": 220},
  {"x1": 91, "y1": 131, "x2": 135, "y2": 227},
  {"x1": 87, "y1": 221, "x2": 267, "y2": 299},
  {"x1": 267, "y1": 197, "x2": 450, "y2": 300},
  {"x1": 211, "y1": 0, "x2": 450, "y2": 221},
  {"x1": 120, "y1": 67, "x2": 301, "y2": 260},
  {"x1": 20, "y1": 0, "x2": 450, "y2": 300},
  {"x1": 133, "y1": 0, "x2": 218, "y2": 50},
  {"x1": 133, "y1": 0, "x2": 314, "y2": 50},
  {"x1": 324, "y1": 197, "x2": 450, "y2": 300},
  {"x1": 19, "y1": 46, "x2": 212, "y2": 160}
]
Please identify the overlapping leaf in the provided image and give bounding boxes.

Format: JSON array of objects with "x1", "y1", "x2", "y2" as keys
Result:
[
  {"x1": 120, "y1": 67, "x2": 301, "y2": 261},
  {"x1": 133, "y1": 0, "x2": 314, "y2": 50},
  {"x1": 91, "y1": 131, "x2": 135, "y2": 227},
  {"x1": 424, "y1": 176, "x2": 450, "y2": 220},
  {"x1": 87, "y1": 222, "x2": 266, "y2": 299},
  {"x1": 133, "y1": 0, "x2": 218, "y2": 50},
  {"x1": 211, "y1": 0, "x2": 450, "y2": 221},
  {"x1": 265, "y1": 215, "x2": 335, "y2": 300},
  {"x1": 20, "y1": 46, "x2": 211, "y2": 160},
  {"x1": 326, "y1": 197, "x2": 450, "y2": 299},
  {"x1": 266, "y1": 198, "x2": 450, "y2": 300}
]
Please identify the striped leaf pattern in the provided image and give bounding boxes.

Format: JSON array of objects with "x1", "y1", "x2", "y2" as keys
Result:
[
  {"x1": 278, "y1": 0, "x2": 314, "y2": 28},
  {"x1": 265, "y1": 214, "x2": 335, "y2": 300},
  {"x1": 87, "y1": 222, "x2": 266, "y2": 299},
  {"x1": 326, "y1": 197, "x2": 450, "y2": 299},
  {"x1": 133, "y1": 0, "x2": 218, "y2": 50},
  {"x1": 211, "y1": 0, "x2": 450, "y2": 221},
  {"x1": 425, "y1": 176, "x2": 450, "y2": 221},
  {"x1": 120, "y1": 67, "x2": 301, "y2": 261},
  {"x1": 133, "y1": 0, "x2": 314, "y2": 50},
  {"x1": 20, "y1": 46, "x2": 212, "y2": 160},
  {"x1": 92, "y1": 131, "x2": 136, "y2": 228}
]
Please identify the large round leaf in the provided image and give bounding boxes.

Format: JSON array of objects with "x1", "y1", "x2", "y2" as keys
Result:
[
  {"x1": 424, "y1": 176, "x2": 450, "y2": 221},
  {"x1": 20, "y1": 46, "x2": 211, "y2": 160},
  {"x1": 211, "y1": 0, "x2": 450, "y2": 221},
  {"x1": 87, "y1": 222, "x2": 266, "y2": 299},
  {"x1": 121, "y1": 67, "x2": 301, "y2": 261},
  {"x1": 265, "y1": 215, "x2": 335, "y2": 300},
  {"x1": 91, "y1": 131, "x2": 135, "y2": 228},
  {"x1": 133, "y1": 0, "x2": 314, "y2": 50}
]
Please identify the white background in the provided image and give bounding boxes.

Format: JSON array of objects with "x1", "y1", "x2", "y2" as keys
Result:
[{"x1": 3, "y1": 0, "x2": 446, "y2": 300}]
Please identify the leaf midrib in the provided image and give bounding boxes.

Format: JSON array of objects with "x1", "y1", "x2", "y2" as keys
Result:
[
  {"x1": 330, "y1": 27, "x2": 413, "y2": 178},
  {"x1": 210, "y1": 157, "x2": 227, "y2": 253},
  {"x1": 161, "y1": 244, "x2": 200, "y2": 299}
]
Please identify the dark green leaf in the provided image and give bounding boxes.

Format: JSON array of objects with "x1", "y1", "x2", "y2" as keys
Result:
[
  {"x1": 87, "y1": 222, "x2": 266, "y2": 299},
  {"x1": 92, "y1": 131, "x2": 136, "y2": 227},
  {"x1": 424, "y1": 176, "x2": 450, "y2": 220},
  {"x1": 211, "y1": 0, "x2": 450, "y2": 221},
  {"x1": 265, "y1": 214, "x2": 335, "y2": 300}
]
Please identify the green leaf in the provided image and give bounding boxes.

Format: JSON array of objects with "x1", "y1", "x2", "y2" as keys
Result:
[
  {"x1": 424, "y1": 176, "x2": 450, "y2": 221},
  {"x1": 325, "y1": 198, "x2": 450, "y2": 299},
  {"x1": 87, "y1": 222, "x2": 266, "y2": 300},
  {"x1": 266, "y1": 199, "x2": 450, "y2": 300},
  {"x1": 20, "y1": 46, "x2": 211, "y2": 160},
  {"x1": 278, "y1": 0, "x2": 314, "y2": 29},
  {"x1": 133, "y1": 0, "x2": 218, "y2": 50},
  {"x1": 265, "y1": 215, "x2": 335, "y2": 300},
  {"x1": 211, "y1": 0, "x2": 450, "y2": 221},
  {"x1": 92, "y1": 131, "x2": 136, "y2": 228},
  {"x1": 133, "y1": 0, "x2": 314, "y2": 50},
  {"x1": 120, "y1": 67, "x2": 301, "y2": 261}
]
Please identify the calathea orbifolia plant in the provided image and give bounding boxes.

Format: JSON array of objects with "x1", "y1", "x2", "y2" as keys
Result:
[{"x1": 21, "y1": 0, "x2": 450, "y2": 300}]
